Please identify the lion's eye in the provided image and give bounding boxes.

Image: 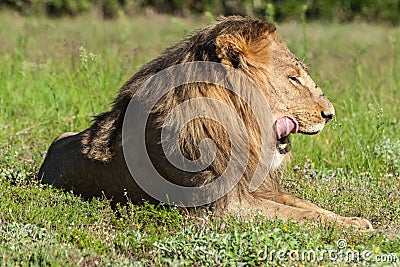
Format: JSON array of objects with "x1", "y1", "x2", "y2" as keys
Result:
[{"x1": 289, "y1": 76, "x2": 302, "y2": 85}]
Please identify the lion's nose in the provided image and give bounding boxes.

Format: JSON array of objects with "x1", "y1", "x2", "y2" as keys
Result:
[{"x1": 321, "y1": 111, "x2": 334, "y2": 123}]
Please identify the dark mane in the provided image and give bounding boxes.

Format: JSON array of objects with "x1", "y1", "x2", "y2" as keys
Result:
[{"x1": 81, "y1": 16, "x2": 276, "y2": 163}]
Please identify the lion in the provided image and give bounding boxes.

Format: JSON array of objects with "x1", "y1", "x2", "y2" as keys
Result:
[{"x1": 38, "y1": 16, "x2": 372, "y2": 229}]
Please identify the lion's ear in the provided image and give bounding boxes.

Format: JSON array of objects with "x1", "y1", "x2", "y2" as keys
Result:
[{"x1": 215, "y1": 34, "x2": 248, "y2": 68}]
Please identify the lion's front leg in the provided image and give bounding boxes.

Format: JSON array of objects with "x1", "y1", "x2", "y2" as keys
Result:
[
  {"x1": 274, "y1": 191, "x2": 336, "y2": 215},
  {"x1": 237, "y1": 190, "x2": 372, "y2": 230},
  {"x1": 272, "y1": 192, "x2": 373, "y2": 230},
  {"x1": 227, "y1": 197, "x2": 334, "y2": 225}
]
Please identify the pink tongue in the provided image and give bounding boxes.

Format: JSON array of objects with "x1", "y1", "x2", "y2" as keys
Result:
[{"x1": 275, "y1": 116, "x2": 299, "y2": 139}]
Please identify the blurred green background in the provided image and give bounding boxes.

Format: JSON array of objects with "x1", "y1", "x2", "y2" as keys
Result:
[{"x1": 2, "y1": 0, "x2": 400, "y2": 24}]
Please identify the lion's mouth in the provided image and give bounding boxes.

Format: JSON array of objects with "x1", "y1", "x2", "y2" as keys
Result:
[{"x1": 275, "y1": 116, "x2": 299, "y2": 154}]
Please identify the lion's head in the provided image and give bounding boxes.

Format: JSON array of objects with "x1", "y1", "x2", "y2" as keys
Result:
[{"x1": 227, "y1": 29, "x2": 335, "y2": 132}]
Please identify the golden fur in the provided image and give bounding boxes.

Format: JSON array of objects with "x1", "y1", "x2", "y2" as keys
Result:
[{"x1": 38, "y1": 16, "x2": 372, "y2": 229}]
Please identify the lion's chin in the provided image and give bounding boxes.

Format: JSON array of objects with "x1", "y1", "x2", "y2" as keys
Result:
[
  {"x1": 298, "y1": 130, "x2": 321, "y2": 135},
  {"x1": 297, "y1": 122, "x2": 326, "y2": 135}
]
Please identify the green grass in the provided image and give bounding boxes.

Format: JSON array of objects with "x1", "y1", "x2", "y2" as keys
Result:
[{"x1": 0, "y1": 11, "x2": 399, "y2": 266}]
